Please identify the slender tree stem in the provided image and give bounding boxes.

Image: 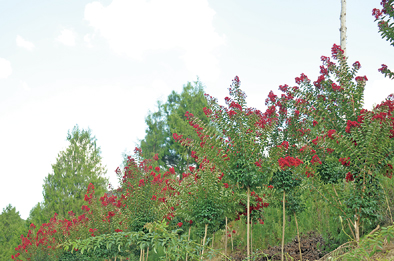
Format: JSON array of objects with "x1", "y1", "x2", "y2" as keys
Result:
[
  {"x1": 282, "y1": 190, "x2": 286, "y2": 261},
  {"x1": 247, "y1": 186, "x2": 250, "y2": 258},
  {"x1": 251, "y1": 219, "x2": 253, "y2": 256},
  {"x1": 294, "y1": 212, "x2": 302, "y2": 261},
  {"x1": 225, "y1": 217, "x2": 228, "y2": 256},
  {"x1": 201, "y1": 223, "x2": 208, "y2": 260},
  {"x1": 380, "y1": 182, "x2": 393, "y2": 223}
]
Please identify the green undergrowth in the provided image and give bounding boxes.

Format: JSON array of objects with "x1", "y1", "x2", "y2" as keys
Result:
[
  {"x1": 221, "y1": 177, "x2": 394, "y2": 258},
  {"x1": 32, "y1": 176, "x2": 394, "y2": 261}
]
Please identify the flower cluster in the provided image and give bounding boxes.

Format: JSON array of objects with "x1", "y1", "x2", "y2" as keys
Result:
[{"x1": 278, "y1": 156, "x2": 303, "y2": 170}]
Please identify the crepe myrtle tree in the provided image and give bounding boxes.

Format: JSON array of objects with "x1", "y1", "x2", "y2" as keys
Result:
[
  {"x1": 167, "y1": 159, "x2": 238, "y2": 259},
  {"x1": 373, "y1": 0, "x2": 394, "y2": 79},
  {"x1": 265, "y1": 43, "x2": 394, "y2": 244},
  {"x1": 315, "y1": 99, "x2": 394, "y2": 244},
  {"x1": 173, "y1": 76, "x2": 277, "y2": 258},
  {"x1": 265, "y1": 44, "x2": 362, "y2": 233},
  {"x1": 115, "y1": 147, "x2": 178, "y2": 233}
]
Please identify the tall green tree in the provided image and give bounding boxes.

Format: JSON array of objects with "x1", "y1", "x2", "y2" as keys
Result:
[
  {"x1": 134, "y1": 79, "x2": 209, "y2": 175},
  {"x1": 26, "y1": 202, "x2": 47, "y2": 229},
  {"x1": 373, "y1": 0, "x2": 394, "y2": 79},
  {"x1": 0, "y1": 204, "x2": 27, "y2": 261},
  {"x1": 41, "y1": 125, "x2": 108, "y2": 220}
]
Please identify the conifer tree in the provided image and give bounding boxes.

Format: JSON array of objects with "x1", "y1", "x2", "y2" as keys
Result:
[
  {"x1": 0, "y1": 204, "x2": 27, "y2": 261},
  {"x1": 41, "y1": 125, "x2": 108, "y2": 219}
]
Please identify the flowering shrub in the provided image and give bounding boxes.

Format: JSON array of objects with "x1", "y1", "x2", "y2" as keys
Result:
[
  {"x1": 372, "y1": 0, "x2": 394, "y2": 79},
  {"x1": 265, "y1": 43, "x2": 394, "y2": 245},
  {"x1": 12, "y1": 183, "x2": 128, "y2": 260},
  {"x1": 173, "y1": 75, "x2": 277, "y2": 258}
]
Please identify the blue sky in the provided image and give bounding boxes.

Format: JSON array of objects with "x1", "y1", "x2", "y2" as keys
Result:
[{"x1": 1, "y1": 0, "x2": 392, "y2": 219}]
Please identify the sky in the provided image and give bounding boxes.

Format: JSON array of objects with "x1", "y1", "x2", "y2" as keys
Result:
[{"x1": 0, "y1": 0, "x2": 393, "y2": 220}]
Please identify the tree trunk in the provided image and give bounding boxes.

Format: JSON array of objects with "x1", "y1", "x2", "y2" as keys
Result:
[
  {"x1": 251, "y1": 219, "x2": 253, "y2": 255},
  {"x1": 186, "y1": 226, "x2": 192, "y2": 261},
  {"x1": 225, "y1": 217, "x2": 228, "y2": 256},
  {"x1": 282, "y1": 191, "x2": 286, "y2": 261},
  {"x1": 247, "y1": 186, "x2": 251, "y2": 258},
  {"x1": 201, "y1": 223, "x2": 208, "y2": 260},
  {"x1": 294, "y1": 212, "x2": 302, "y2": 261},
  {"x1": 231, "y1": 230, "x2": 234, "y2": 251},
  {"x1": 355, "y1": 215, "x2": 360, "y2": 245},
  {"x1": 340, "y1": 0, "x2": 347, "y2": 57}
]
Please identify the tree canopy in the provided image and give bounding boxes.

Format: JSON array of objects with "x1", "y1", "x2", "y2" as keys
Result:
[
  {"x1": 0, "y1": 204, "x2": 27, "y2": 261},
  {"x1": 127, "y1": 79, "x2": 210, "y2": 175},
  {"x1": 41, "y1": 125, "x2": 108, "y2": 220}
]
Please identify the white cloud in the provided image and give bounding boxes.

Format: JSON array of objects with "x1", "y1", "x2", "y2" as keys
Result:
[
  {"x1": 56, "y1": 29, "x2": 77, "y2": 46},
  {"x1": 83, "y1": 33, "x2": 94, "y2": 48},
  {"x1": 0, "y1": 57, "x2": 12, "y2": 79},
  {"x1": 16, "y1": 35, "x2": 35, "y2": 51},
  {"x1": 84, "y1": 0, "x2": 225, "y2": 82},
  {"x1": 21, "y1": 80, "x2": 31, "y2": 91}
]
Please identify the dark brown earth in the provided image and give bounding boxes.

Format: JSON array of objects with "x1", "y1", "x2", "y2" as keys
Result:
[{"x1": 229, "y1": 231, "x2": 325, "y2": 261}]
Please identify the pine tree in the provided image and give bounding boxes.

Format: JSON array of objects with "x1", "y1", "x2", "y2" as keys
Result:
[
  {"x1": 0, "y1": 204, "x2": 27, "y2": 261},
  {"x1": 41, "y1": 125, "x2": 108, "y2": 219}
]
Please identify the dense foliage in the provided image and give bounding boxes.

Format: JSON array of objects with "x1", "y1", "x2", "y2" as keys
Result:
[
  {"x1": 40, "y1": 125, "x2": 108, "y2": 222},
  {"x1": 5, "y1": 1, "x2": 394, "y2": 260}
]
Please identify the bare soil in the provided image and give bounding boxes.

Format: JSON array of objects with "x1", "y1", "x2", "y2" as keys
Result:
[
  {"x1": 228, "y1": 233, "x2": 394, "y2": 261},
  {"x1": 229, "y1": 231, "x2": 326, "y2": 261}
]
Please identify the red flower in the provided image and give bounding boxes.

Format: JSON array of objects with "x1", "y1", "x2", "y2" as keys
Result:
[
  {"x1": 254, "y1": 161, "x2": 262, "y2": 167},
  {"x1": 155, "y1": 166, "x2": 160, "y2": 172},
  {"x1": 151, "y1": 195, "x2": 157, "y2": 200},
  {"x1": 327, "y1": 148, "x2": 334, "y2": 154},
  {"x1": 355, "y1": 76, "x2": 368, "y2": 82},
  {"x1": 327, "y1": 129, "x2": 336, "y2": 139},
  {"x1": 82, "y1": 205, "x2": 90, "y2": 212},
  {"x1": 232, "y1": 230, "x2": 236, "y2": 234},
  {"x1": 312, "y1": 136, "x2": 319, "y2": 145},
  {"x1": 331, "y1": 83, "x2": 343, "y2": 91},
  {"x1": 115, "y1": 229, "x2": 123, "y2": 232},
  {"x1": 173, "y1": 133, "x2": 183, "y2": 141},
  {"x1": 177, "y1": 222, "x2": 183, "y2": 227},
  {"x1": 372, "y1": 8, "x2": 383, "y2": 19},
  {"x1": 345, "y1": 172, "x2": 354, "y2": 182},
  {"x1": 313, "y1": 120, "x2": 318, "y2": 127},
  {"x1": 339, "y1": 157, "x2": 350, "y2": 166},
  {"x1": 223, "y1": 183, "x2": 229, "y2": 188},
  {"x1": 311, "y1": 155, "x2": 322, "y2": 165},
  {"x1": 345, "y1": 120, "x2": 360, "y2": 133}
]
